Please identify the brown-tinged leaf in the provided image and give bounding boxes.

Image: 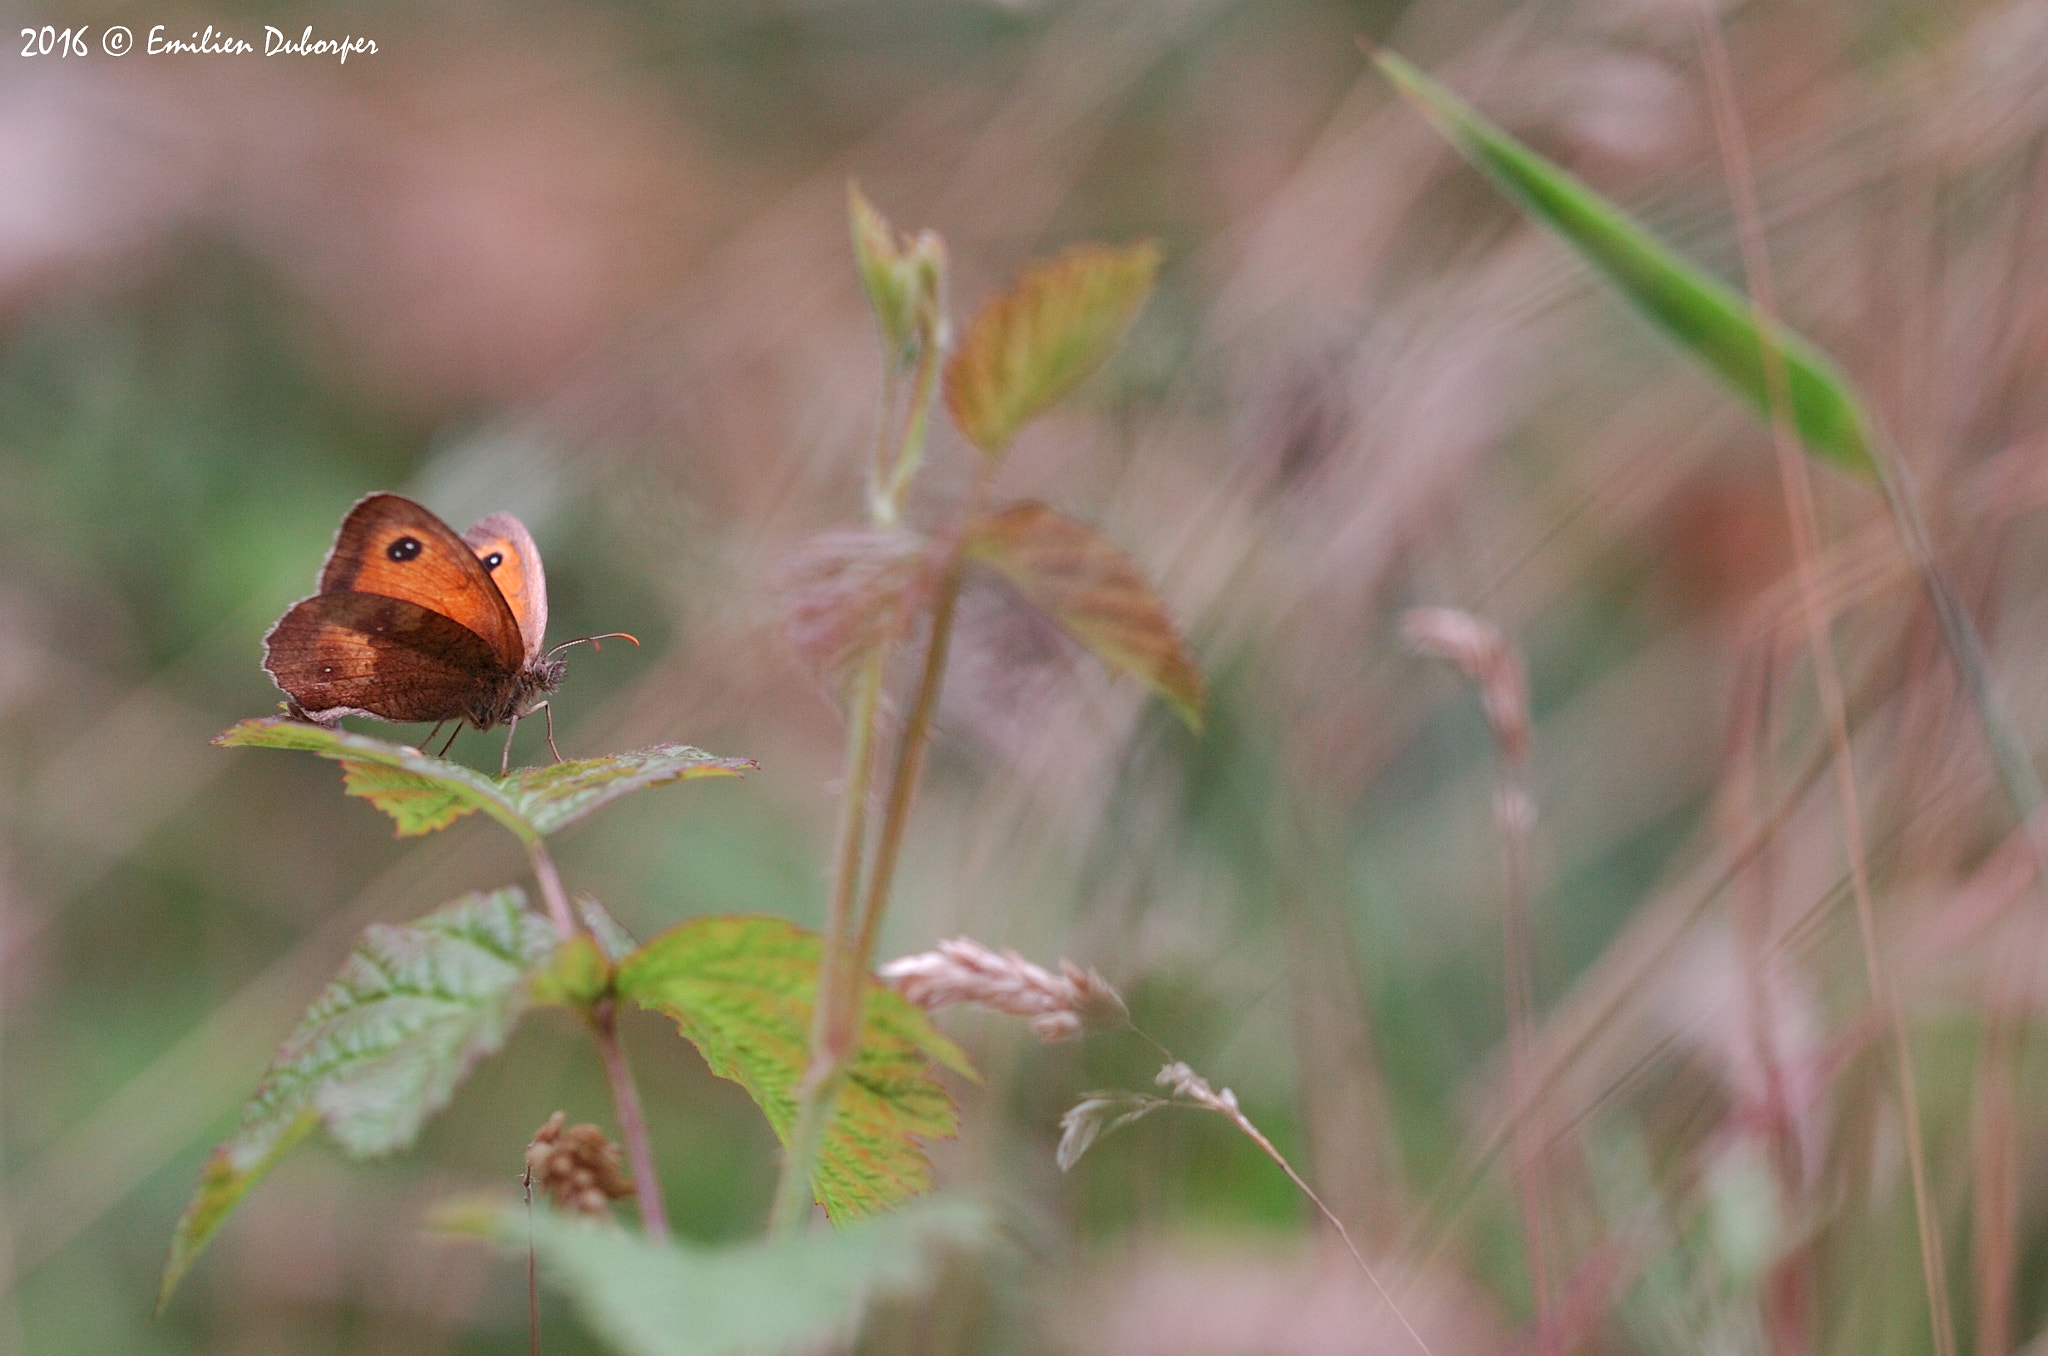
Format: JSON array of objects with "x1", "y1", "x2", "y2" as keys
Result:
[
  {"x1": 770, "y1": 528, "x2": 936, "y2": 689},
  {"x1": 615, "y1": 916, "x2": 972, "y2": 1222},
  {"x1": 943, "y1": 242, "x2": 1160, "y2": 455},
  {"x1": 965, "y1": 502, "x2": 1204, "y2": 731}
]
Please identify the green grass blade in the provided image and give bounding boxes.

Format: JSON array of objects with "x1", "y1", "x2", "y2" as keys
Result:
[{"x1": 1374, "y1": 50, "x2": 1876, "y2": 480}]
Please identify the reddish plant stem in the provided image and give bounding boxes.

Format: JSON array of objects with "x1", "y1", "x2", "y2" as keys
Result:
[
  {"x1": 851, "y1": 547, "x2": 967, "y2": 972},
  {"x1": 528, "y1": 840, "x2": 670, "y2": 1242},
  {"x1": 1691, "y1": 13, "x2": 1955, "y2": 1356},
  {"x1": 591, "y1": 998, "x2": 670, "y2": 1242}
]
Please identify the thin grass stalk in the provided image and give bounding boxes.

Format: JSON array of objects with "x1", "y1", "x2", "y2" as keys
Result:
[
  {"x1": 1495, "y1": 717, "x2": 1555, "y2": 1356},
  {"x1": 1972, "y1": 930, "x2": 2030, "y2": 1356},
  {"x1": 1724, "y1": 634, "x2": 1812, "y2": 1356},
  {"x1": 528, "y1": 840, "x2": 670, "y2": 1242},
  {"x1": 1692, "y1": 15, "x2": 1955, "y2": 1356},
  {"x1": 1402, "y1": 609, "x2": 1554, "y2": 1352}
]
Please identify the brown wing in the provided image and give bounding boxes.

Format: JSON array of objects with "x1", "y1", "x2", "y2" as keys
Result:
[
  {"x1": 316, "y1": 494, "x2": 524, "y2": 671},
  {"x1": 462, "y1": 512, "x2": 548, "y2": 666},
  {"x1": 263, "y1": 591, "x2": 516, "y2": 724}
]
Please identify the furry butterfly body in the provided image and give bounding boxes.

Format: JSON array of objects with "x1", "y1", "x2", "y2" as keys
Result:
[{"x1": 264, "y1": 494, "x2": 575, "y2": 769}]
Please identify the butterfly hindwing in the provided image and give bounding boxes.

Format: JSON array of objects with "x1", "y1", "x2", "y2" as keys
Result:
[
  {"x1": 317, "y1": 494, "x2": 525, "y2": 671},
  {"x1": 462, "y1": 512, "x2": 549, "y2": 666},
  {"x1": 263, "y1": 592, "x2": 518, "y2": 724}
]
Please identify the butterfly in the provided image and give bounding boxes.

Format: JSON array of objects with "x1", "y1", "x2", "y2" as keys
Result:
[{"x1": 262, "y1": 493, "x2": 631, "y2": 774}]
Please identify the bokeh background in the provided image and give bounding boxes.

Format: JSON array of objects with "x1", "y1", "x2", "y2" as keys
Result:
[{"x1": 5, "y1": 0, "x2": 2048, "y2": 1351}]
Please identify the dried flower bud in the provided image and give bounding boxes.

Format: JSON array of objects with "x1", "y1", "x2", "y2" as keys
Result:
[
  {"x1": 879, "y1": 937, "x2": 1128, "y2": 1042},
  {"x1": 525, "y1": 1112, "x2": 634, "y2": 1218}
]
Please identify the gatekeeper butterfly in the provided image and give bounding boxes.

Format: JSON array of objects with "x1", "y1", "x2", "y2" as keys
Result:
[{"x1": 263, "y1": 493, "x2": 632, "y2": 773}]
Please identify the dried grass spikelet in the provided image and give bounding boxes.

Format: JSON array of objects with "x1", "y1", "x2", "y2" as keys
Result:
[
  {"x1": 1400, "y1": 606, "x2": 1528, "y2": 763},
  {"x1": 525, "y1": 1112, "x2": 634, "y2": 1218},
  {"x1": 879, "y1": 936, "x2": 1127, "y2": 1041}
]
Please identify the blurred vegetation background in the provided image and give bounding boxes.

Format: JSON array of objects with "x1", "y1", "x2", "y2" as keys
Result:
[{"x1": 5, "y1": 0, "x2": 2048, "y2": 1352}]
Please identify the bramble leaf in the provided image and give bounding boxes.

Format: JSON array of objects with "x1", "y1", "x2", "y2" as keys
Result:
[
  {"x1": 966, "y1": 501, "x2": 1204, "y2": 731},
  {"x1": 456, "y1": 1193, "x2": 988, "y2": 1356},
  {"x1": 770, "y1": 527, "x2": 935, "y2": 690},
  {"x1": 944, "y1": 242, "x2": 1159, "y2": 456},
  {"x1": 1374, "y1": 51, "x2": 1875, "y2": 479},
  {"x1": 615, "y1": 916, "x2": 972, "y2": 1222},
  {"x1": 216, "y1": 719, "x2": 755, "y2": 841},
  {"x1": 158, "y1": 888, "x2": 557, "y2": 1309}
]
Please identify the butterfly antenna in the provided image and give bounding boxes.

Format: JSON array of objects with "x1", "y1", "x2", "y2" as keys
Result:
[{"x1": 547, "y1": 632, "x2": 640, "y2": 659}]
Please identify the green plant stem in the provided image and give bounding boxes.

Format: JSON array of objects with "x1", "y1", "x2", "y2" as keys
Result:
[
  {"x1": 869, "y1": 365, "x2": 901, "y2": 523},
  {"x1": 771, "y1": 652, "x2": 888, "y2": 1234},
  {"x1": 771, "y1": 545, "x2": 970, "y2": 1234},
  {"x1": 528, "y1": 840, "x2": 670, "y2": 1242},
  {"x1": 772, "y1": 306, "x2": 951, "y2": 1234},
  {"x1": 878, "y1": 335, "x2": 944, "y2": 519}
]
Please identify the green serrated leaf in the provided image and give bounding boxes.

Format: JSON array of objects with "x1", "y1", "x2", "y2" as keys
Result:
[
  {"x1": 1373, "y1": 51, "x2": 1875, "y2": 479},
  {"x1": 338, "y1": 760, "x2": 481, "y2": 836},
  {"x1": 157, "y1": 888, "x2": 557, "y2": 1310},
  {"x1": 216, "y1": 719, "x2": 755, "y2": 841},
  {"x1": 944, "y1": 242, "x2": 1160, "y2": 456},
  {"x1": 615, "y1": 916, "x2": 971, "y2": 1222},
  {"x1": 966, "y1": 501, "x2": 1204, "y2": 731},
  {"x1": 477, "y1": 1194, "x2": 988, "y2": 1356}
]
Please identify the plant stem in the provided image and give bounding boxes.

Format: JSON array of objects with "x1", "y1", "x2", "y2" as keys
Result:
[
  {"x1": 591, "y1": 998, "x2": 670, "y2": 1242},
  {"x1": 1212, "y1": 1100, "x2": 1437, "y2": 1356},
  {"x1": 771, "y1": 545, "x2": 970, "y2": 1234},
  {"x1": 852, "y1": 550, "x2": 966, "y2": 972},
  {"x1": 771, "y1": 290, "x2": 955, "y2": 1234},
  {"x1": 772, "y1": 651, "x2": 887, "y2": 1234},
  {"x1": 527, "y1": 840, "x2": 670, "y2": 1242},
  {"x1": 526, "y1": 838, "x2": 577, "y2": 940}
]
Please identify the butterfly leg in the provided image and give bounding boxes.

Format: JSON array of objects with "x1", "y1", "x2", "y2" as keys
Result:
[
  {"x1": 500, "y1": 715, "x2": 520, "y2": 778},
  {"x1": 421, "y1": 719, "x2": 448, "y2": 755},
  {"x1": 435, "y1": 722, "x2": 464, "y2": 758},
  {"x1": 537, "y1": 701, "x2": 563, "y2": 764}
]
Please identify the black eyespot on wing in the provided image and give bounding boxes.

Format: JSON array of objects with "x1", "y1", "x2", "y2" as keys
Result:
[
  {"x1": 483, "y1": 552, "x2": 503, "y2": 570},
  {"x1": 387, "y1": 536, "x2": 423, "y2": 562}
]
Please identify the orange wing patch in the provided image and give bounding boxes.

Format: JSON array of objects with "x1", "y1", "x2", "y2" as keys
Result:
[
  {"x1": 462, "y1": 512, "x2": 550, "y2": 666},
  {"x1": 316, "y1": 493, "x2": 524, "y2": 671}
]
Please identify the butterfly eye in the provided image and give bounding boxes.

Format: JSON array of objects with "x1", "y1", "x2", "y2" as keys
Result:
[
  {"x1": 386, "y1": 536, "x2": 423, "y2": 562},
  {"x1": 483, "y1": 552, "x2": 504, "y2": 570}
]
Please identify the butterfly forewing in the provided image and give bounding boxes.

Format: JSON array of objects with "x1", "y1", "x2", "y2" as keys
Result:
[
  {"x1": 317, "y1": 494, "x2": 525, "y2": 671},
  {"x1": 462, "y1": 512, "x2": 549, "y2": 666},
  {"x1": 265, "y1": 592, "x2": 518, "y2": 723}
]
